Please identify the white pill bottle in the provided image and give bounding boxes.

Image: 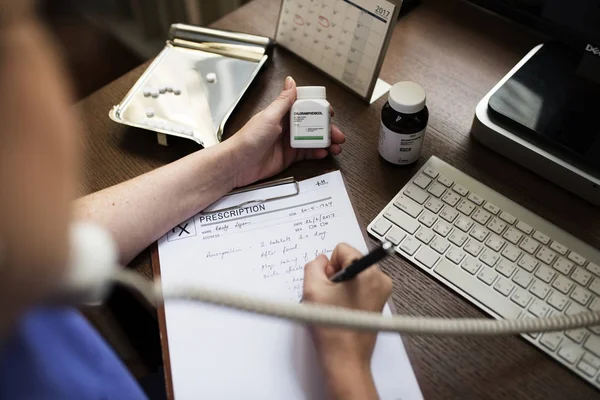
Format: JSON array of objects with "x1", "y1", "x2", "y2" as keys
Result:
[{"x1": 290, "y1": 86, "x2": 331, "y2": 148}]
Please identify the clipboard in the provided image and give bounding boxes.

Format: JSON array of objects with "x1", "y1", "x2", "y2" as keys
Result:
[{"x1": 149, "y1": 172, "x2": 405, "y2": 400}]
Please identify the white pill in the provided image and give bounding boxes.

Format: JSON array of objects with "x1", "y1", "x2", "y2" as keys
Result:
[
  {"x1": 143, "y1": 88, "x2": 151, "y2": 97},
  {"x1": 166, "y1": 86, "x2": 173, "y2": 93},
  {"x1": 206, "y1": 72, "x2": 217, "y2": 83},
  {"x1": 159, "y1": 86, "x2": 167, "y2": 94},
  {"x1": 145, "y1": 108, "x2": 155, "y2": 118},
  {"x1": 173, "y1": 88, "x2": 181, "y2": 95},
  {"x1": 151, "y1": 91, "x2": 159, "y2": 98}
]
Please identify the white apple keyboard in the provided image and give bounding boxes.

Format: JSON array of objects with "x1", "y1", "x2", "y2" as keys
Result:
[{"x1": 368, "y1": 156, "x2": 600, "y2": 390}]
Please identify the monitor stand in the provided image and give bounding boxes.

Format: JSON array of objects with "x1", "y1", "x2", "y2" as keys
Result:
[{"x1": 471, "y1": 43, "x2": 600, "y2": 206}]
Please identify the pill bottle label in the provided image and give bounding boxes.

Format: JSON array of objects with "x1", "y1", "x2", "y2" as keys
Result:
[
  {"x1": 378, "y1": 123, "x2": 425, "y2": 165},
  {"x1": 292, "y1": 110, "x2": 329, "y2": 140}
]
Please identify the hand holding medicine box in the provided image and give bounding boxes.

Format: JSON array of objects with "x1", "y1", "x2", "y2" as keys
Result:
[{"x1": 290, "y1": 86, "x2": 331, "y2": 148}]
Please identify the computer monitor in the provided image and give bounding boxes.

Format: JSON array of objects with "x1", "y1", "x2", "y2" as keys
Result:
[{"x1": 468, "y1": 0, "x2": 600, "y2": 50}]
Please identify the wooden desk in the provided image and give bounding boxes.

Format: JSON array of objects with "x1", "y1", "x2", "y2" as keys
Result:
[{"x1": 77, "y1": 0, "x2": 600, "y2": 398}]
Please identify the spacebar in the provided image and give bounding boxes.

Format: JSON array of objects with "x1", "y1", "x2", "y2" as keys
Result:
[{"x1": 434, "y1": 260, "x2": 521, "y2": 319}]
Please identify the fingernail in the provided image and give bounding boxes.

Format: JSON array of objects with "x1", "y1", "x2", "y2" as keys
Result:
[{"x1": 284, "y1": 76, "x2": 294, "y2": 90}]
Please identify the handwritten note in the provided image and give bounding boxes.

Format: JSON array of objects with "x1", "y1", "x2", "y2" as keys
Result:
[{"x1": 157, "y1": 171, "x2": 423, "y2": 400}]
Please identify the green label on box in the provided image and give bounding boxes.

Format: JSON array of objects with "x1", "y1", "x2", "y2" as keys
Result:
[{"x1": 293, "y1": 136, "x2": 324, "y2": 140}]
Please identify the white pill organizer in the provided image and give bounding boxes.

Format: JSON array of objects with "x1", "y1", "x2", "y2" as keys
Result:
[{"x1": 109, "y1": 24, "x2": 273, "y2": 147}]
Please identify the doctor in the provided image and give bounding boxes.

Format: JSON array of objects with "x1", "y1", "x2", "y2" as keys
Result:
[{"x1": 0, "y1": 3, "x2": 392, "y2": 399}]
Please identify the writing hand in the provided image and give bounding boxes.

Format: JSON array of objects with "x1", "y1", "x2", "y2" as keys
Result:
[
  {"x1": 226, "y1": 76, "x2": 345, "y2": 188},
  {"x1": 303, "y1": 243, "x2": 392, "y2": 400}
]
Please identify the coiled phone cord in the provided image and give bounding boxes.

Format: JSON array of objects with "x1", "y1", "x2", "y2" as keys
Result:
[{"x1": 113, "y1": 268, "x2": 600, "y2": 336}]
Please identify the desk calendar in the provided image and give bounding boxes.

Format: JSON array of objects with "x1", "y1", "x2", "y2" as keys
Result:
[{"x1": 276, "y1": 0, "x2": 401, "y2": 102}]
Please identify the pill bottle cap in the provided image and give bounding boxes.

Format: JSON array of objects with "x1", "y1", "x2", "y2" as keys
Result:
[
  {"x1": 296, "y1": 86, "x2": 326, "y2": 100},
  {"x1": 388, "y1": 81, "x2": 426, "y2": 114}
]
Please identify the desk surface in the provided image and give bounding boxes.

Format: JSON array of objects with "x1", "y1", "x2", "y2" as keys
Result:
[{"x1": 77, "y1": 0, "x2": 600, "y2": 397}]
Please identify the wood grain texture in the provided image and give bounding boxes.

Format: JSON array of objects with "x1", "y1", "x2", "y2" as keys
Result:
[{"x1": 76, "y1": 0, "x2": 600, "y2": 398}]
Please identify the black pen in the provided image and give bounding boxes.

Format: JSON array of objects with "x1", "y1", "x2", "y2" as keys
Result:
[{"x1": 330, "y1": 241, "x2": 394, "y2": 283}]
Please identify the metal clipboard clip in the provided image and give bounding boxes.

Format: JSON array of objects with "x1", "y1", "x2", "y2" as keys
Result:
[{"x1": 202, "y1": 177, "x2": 300, "y2": 214}]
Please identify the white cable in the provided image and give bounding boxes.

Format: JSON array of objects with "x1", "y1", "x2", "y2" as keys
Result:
[{"x1": 113, "y1": 268, "x2": 600, "y2": 336}]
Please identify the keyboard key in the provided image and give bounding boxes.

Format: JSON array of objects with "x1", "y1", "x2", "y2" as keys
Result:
[
  {"x1": 384, "y1": 226, "x2": 406, "y2": 246},
  {"x1": 477, "y1": 269, "x2": 499, "y2": 286},
  {"x1": 590, "y1": 298, "x2": 600, "y2": 312},
  {"x1": 423, "y1": 166, "x2": 439, "y2": 179},
  {"x1": 513, "y1": 270, "x2": 533, "y2": 289},
  {"x1": 552, "y1": 275, "x2": 575, "y2": 294},
  {"x1": 494, "y1": 278, "x2": 515, "y2": 297},
  {"x1": 404, "y1": 184, "x2": 429, "y2": 204},
  {"x1": 457, "y1": 199, "x2": 476, "y2": 216},
  {"x1": 496, "y1": 258, "x2": 517, "y2": 278},
  {"x1": 483, "y1": 202, "x2": 500, "y2": 215},
  {"x1": 499, "y1": 211, "x2": 516, "y2": 224},
  {"x1": 550, "y1": 241, "x2": 568, "y2": 255},
  {"x1": 572, "y1": 267, "x2": 593, "y2": 287},
  {"x1": 427, "y1": 182, "x2": 446, "y2": 198},
  {"x1": 437, "y1": 175, "x2": 454, "y2": 187},
  {"x1": 540, "y1": 332, "x2": 563, "y2": 351},
  {"x1": 393, "y1": 195, "x2": 423, "y2": 218},
  {"x1": 448, "y1": 231, "x2": 469, "y2": 247},
  {"x1": 424, "y1": 197, "x2": 444, "y2": 213},
  {"x1": 480, "y1": 249, "x2": 500, "y2": 267},
  {"x1": 440, "y1": 206, "x2": 459, "y2": 223},
  {"x1": 511, "y1": 288, "x2": 532, "y2": 307},
  {"x1": 454, "y1": 216, "x2": 474, "y2": 232},
  {"x1": 446, "y1": 247, "x2": 466, "y2": 264},
  {"x1": 532, "y1": 231, "x2": 550, "y2": 245},
  {"x1": 568, "y1": 251, "x2": 587, "y2": 266},
  {"x1": 547, "y1": 291, "x2": 569, "y2": 311},
  {"x1": 487, "y1": 217, "x2": 507, "y2": 235},
  {"x1": 433, "y1": 220, "x2": 452, "y2": 237},
  {"x1": 529, "y1": 280, "x2": 551, "y2": 299},
  {"x1": 589, "y1": 278, "x2": 600, "y2": 296},
  {"x1": 515, "y1": 221, "x2": 533, "y2": 235},
  {"x1": 583, "y1": 352, "x2": 600, "y2": 369},
  {"x1": 372, "y1": 218, "x2": 392, "y2": 236},
  {"x1": 534, "y1": 265, "x2": 556, "y2": 283},
  {"x1": 384, "y1": 207, "x2": 419, "y2": 234},
  {"x1": 467, "y1": 193, "x2": 484, "y2": 205},
  {"x1": 503, "y1": 227, "x2": 523, "y2": 245},
  {"x1": 442, "y1": 191, "x2": 461, "y2": 207},
  {"x1": 470, "y1": 226, "x2": 490, "y2": 242},
  {"x1": 529, "y1": 299, "x2": 551, "y2": 317},
  {"x1": 434, "y1": 260, "x2": 520, "y2": 318},
  {"x1": 501, "y1": 244, "x2": 521, "y2": 262},
  {"x1": 519, "y1": 237, "x2": 540, "y2": 255},
  {"x1": 418, "y1": 211, "x2": 437, "y2": 228},
  {"x1": 464, "y1": 240, "x2": 484, "y2": 257},
  {"x1": 518, "y1": 255, "x2": 538, "y2": 272},
  {"x1": 536, "y1": 247, "x2": 557, "y2": 265},
  {"x1": 553, "y1": 257, "x2": 574, "y2": 276},
  {"x1": 584, "y1": 335, "x2": 600, "y2": 359},
  {"x1": 587, "y1": 262, "x2": 600, "y2": 277},
  {"x1": 566, "y1": 303, "x2": 586, "y2": 316},
  {"x1": 462, "y1": 258, "x2": 482, "y2": 275},
  {"x1": 415, "y1": 247, "x2": 440, "y2": 269},
  {"x1": 486, "y1": 235, "x2": 506, "y2": 252},
  {"x1": 566, "y1": 329, "x2": 588, "y2": 344},
  {"x1": 558, "y1": 341, "x2": 584, "y2": 365},
  {"x1": 452, "y1": 184, "x2": 469, "y2": 196},
  {"x1": 472, "y1": 209, "x2": 492, "y2": 226},
  {"x1": 413, "y1": 174, "x2": 432, "y2": 189},
  {"x1": 577, "y1": 360, "x2": 598, "y2": 377},
  {"x1": 399, "y1": 236, "x2": 421, "y2": 256},
  {"x1": 431, "y1": 237, "x2": 450, "y2": 254},
  {"x1": 571, "y1": 286, "x2": 593, "y2": 306},
  {"x1": 416, "y1": 227, "x2": 435, "y2": 244}
]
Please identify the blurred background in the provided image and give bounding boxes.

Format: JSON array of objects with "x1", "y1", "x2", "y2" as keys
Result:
[{"x1": 41, "y1": 0, "x2": 250, "y2": 100}]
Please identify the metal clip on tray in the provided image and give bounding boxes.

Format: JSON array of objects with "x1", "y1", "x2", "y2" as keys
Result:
[{"x1": 109, "y1": 24, "x2": 273, "y2": 147}]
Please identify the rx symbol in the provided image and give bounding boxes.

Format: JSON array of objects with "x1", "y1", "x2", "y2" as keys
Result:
[{"x1": 173, "y1": 223, "x2": 190, "y2": 236}]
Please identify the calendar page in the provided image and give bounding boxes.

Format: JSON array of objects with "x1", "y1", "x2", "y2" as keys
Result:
[{"x1": 276, "y1": 0, "x2": 399, "y2": 100}]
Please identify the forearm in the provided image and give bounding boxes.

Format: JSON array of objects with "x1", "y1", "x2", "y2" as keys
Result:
[
  {"x1": 323, "y1": 362, "x2": 378, "y2": 400},
  {"x1": 74, "y1": 141, "x2": 237, "y2": 265}
]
